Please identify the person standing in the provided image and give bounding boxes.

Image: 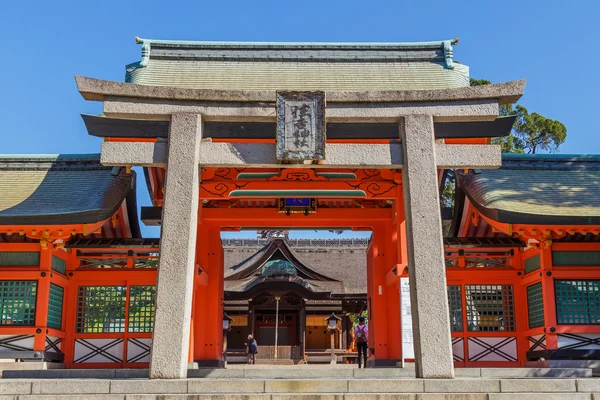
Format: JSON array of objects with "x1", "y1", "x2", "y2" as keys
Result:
[
  {"x1": 245, "y1": 334, "x2": 259, "y2": 365},
  {"x1": 354, "y1": 316, "x2": 368, "y2": 368}
]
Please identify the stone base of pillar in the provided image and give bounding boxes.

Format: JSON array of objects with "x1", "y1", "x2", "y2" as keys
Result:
[
  {"x1": 195, "y1": 359, "x2": 226, "y2": 368},
  {"x1": 367, "y1": 358, "x2": 403, "y2": 368}
]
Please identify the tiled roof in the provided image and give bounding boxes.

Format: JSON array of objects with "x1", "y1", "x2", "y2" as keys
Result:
[
  {"x1": 126, "y1": 38, "x2": 469, "y2": 91},
  {"x1": 0, "y1": 154, "x2": 138, "y2": 226},
  {"x1": 223, "y1": 239, "x2": 367, "y2": 295},
  {"x1": 457, "y1": 154, "x2": 600, "y2": 225}
]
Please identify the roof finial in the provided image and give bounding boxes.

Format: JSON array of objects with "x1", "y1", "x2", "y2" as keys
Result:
[
  {"x1": 443, "y1": 39, "x2": 456, "y2": 69},
  {"x1": 136, "y1": 37, "x2": 151, "y2": 68}
]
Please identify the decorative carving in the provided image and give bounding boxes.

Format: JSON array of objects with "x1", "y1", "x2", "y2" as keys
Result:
[
  {"x1": 345, "y1": 169, "x2": 398, "y2": 198},
  {"x1": 268, "y1": 169, "x2": 328, "y2": 182},
  {"x1": 201, "y1": 168, "x2": 250, "y2": 198},
  {"x1": 276, "y1": 91, "x2": 325, "y2": 162}
]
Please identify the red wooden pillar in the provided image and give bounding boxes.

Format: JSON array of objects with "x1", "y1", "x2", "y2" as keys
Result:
[
  {"x1": 511, "y1": 247, "x2": 530, "y2": 366},
  {"x1": 62, "y1": 250, "x2": 79, "y2": 368},
  {"x1": 366, "y1": 236, "x2": 375, "y2": 354},
  {"x1": 33, "y1": 248, "x2": 52, "y2": 354},
  {"x1": 193, "y1": 224, "x2": 225, "y2": 366},
  {"x1": 385, "y1": 224, "x2": 402, "y2": 362},
  {"x1": 540, "y1": 246, "x2": 558, "y2": 350},
  {"x1": 369, "y1": 223, "x2": 402, "y2": 366}
]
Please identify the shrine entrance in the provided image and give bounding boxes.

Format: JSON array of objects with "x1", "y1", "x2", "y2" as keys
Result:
[{"x1": 187, "y1": 167, "x2": 406, "y2": 367}]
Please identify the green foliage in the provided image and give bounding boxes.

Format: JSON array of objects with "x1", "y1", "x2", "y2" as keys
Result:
[
  {"x1": 349, "y1": 310, "x2": 368, "y2": 326},
  {"x1": 471, "y1": 79, "x2": 567, "y2": 154},
  {"x1": 511, "y1": 105, "x2": 567, "y2": 154},
  {"x1": 441, "y1": 170, "x2": 455, "y2": 208},
  {"x1": 469, "y1": 78, "x2": 492, "y2": 86}
]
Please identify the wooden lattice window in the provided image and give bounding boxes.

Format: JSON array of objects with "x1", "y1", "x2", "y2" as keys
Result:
[
  {"x1": 0, "y1": 280, "x2": 37, "y2": 326},
  {"x1": 555, "y1": 280, "x2": 600, "y2": 325},
  {"x1": 465, "y1": 284, "x2": 515, "y2": 332},
  {"x1": 128, "y1": 286, "x2": 155, "y2": 333},
  {"x1": 526, "y1": 283, "x2": 544, "y2": 328},
  {"x1": 51, "y1": 256, "x2": 67, "y2": 275},
  {"x1": 524, "y1": 254, "x2": 541, "y2": 274},
  {"x1": 76, "y1": 286, "x2": 126, "y2": 333},
  {"x1": 47, "y1": 283, "x2": 64, "y2": 329},
  {"x1": 447, "y1": 285, "x2": 463, "y2": 332}
]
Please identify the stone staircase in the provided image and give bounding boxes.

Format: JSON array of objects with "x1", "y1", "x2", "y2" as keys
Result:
[{"x1": 0, "y1": 368, "x2": 598, "y2": 399}]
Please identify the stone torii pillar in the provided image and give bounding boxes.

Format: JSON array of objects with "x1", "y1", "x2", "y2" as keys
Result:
[
  {"x1": 149, "y1": 114, "x2": 202, "y2": 379},
  {"x1": 401, "y1": 115, "x2": 455, "y2": 378}
]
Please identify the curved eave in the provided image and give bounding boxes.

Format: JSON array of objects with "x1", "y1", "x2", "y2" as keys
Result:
[
  {"x1": 76, "y1": 76, "x2": 526, "y2": 104},
  {"x1": 0, "y1": 157, "x2": 140, "y2": 230},
  {"x1": 0, "y1": 180, "x2": 137, "y2": 228},
  {"x1": 461, "y1": 180, "x2": 600, "y2": 226}
]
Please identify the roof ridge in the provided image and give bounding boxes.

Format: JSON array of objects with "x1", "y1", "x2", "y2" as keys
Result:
[
  {"x1": 133, "y1": 37, "x2": 459, "y2": 69},
  {"x1": 135, "y1": 37, "x2": 459, "y2": 49},
  {"x1": 0, "y1": 153, "x2": 101, "y2": 161},
  {"x1": 502, "y1": 153, "x2": 600, "y2": 162}
]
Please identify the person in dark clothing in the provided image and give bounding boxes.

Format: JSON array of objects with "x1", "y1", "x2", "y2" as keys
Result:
[
  {"x1": 354, "y1": 316, "x2": 369, "y2": 368},
  {"x1": 245, "y1": 334, "x2": 258, "y2": 364}
]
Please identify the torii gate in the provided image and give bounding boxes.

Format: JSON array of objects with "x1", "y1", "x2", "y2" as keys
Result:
[{"x1": 77, "y1": 75, "x2": 525, "y2": 378}]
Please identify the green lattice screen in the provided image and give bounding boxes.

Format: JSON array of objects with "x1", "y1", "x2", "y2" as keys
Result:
[
  {"x1": 128, "y1": 286, "x2": 156, "y2": 332},
  {"x1": 465, "y1": 284, "x2": 515, "y2": 332},
  {"x1": 553, "y1": 251, "x2": 600, "y2": 266},
  {"x1": 76, "y1": 286, "x2": 126, "y2": 333},
  {"x1": 555, "y1": 280, "x2": 600, "y2": 324},
  {"x1": 51, "y1": 256, "x2": 67, "y2": 275},
  {"x1": 447, "y1": 285, "x2": 463, "y2": 332},
  {"x1": 47, "y1": 284, "x2": 64, "y2": 329},
  {"x1": 0, "y1": 280, "x2": 37, "y2": 326},
  {"x1": 526, "y1": 283, "x2": 544, "y2": 328},
  {"x1": 525, "y1": 254, "x2": 541, "y2": 274},
  {"x1": 0, "y1": 252, "x2": 40, "y2": 266}
]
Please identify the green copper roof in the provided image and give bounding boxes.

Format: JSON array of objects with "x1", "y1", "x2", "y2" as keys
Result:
[
  {"x1": 126, "y1": 37, "x2": 469, "y2": 91},
  {"x1": 261, "y1": 259, "x2": 297, "y2": 277},
  {"x1": 458, "y1": 154, "x2": 600, "y2": 225}
]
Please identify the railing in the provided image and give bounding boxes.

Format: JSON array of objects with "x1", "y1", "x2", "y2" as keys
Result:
[
  {"x1": 255, "y1": 345, "x2": 303, "y2": 360},
  {"x1": 221, "y1": 238, "x2": 370, "y2": 248}
]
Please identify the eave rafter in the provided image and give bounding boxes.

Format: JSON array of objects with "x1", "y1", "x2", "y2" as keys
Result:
[
  {"x1": 469, "y1": 207, "x2": 600, "y2": 245},
  {"x1": 0, "y1": 220, "x2": 110, "y2": 249}
]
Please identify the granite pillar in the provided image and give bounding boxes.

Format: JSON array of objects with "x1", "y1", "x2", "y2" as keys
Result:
[
  {"x1": 400, "y1": 115, "x2": 454, "y2": 378},
  {"x1": 149, "y1": 113, "x2": 202, "y2": 379}
]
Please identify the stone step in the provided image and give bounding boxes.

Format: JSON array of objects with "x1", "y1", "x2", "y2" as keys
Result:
[
  {"x1": 0, "y1": 377, "x2": 599, "y2": 398},
  {"x1": 5, "y1": 367, "x2": 591, "y2": 380},
  {"x1": 0, "y1": 362, "x2": 64, "y2": 372},
  {"x1": 0, "y1": 395, "x2": 597, "y2": 400}
]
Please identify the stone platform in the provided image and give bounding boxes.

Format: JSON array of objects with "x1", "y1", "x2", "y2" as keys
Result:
[
  {"x1": 0, "y1": 377, "x2": 600, "y2": 399},
  {"x1": 2, "y1": 365, "x2": 593, "y2": 379}
]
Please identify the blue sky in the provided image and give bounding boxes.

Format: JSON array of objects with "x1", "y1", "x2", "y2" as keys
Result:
[{"x1": 1, "y1": 0, "x2": 598, "y2": 238}]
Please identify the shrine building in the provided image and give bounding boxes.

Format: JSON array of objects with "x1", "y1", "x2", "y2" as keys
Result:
[{"x1": 0, "y1": 37, "x2": 599, "y2": 380}]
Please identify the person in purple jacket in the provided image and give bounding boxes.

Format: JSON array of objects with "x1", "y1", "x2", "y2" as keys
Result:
[{"x1": 354, "y1": 316, "x2": 369, "y2": 368}]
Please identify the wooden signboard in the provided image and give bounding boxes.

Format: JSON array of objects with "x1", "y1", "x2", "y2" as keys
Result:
[{"x1": 276, "y1": 91, "x2": 326, "y2": 162}]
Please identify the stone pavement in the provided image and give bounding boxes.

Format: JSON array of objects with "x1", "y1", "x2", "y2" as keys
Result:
[{"x1": 0, "y1": 376, "x2": 600, "y2": 399}]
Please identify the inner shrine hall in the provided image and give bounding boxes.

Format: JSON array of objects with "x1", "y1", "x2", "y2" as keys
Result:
[{"x1": 0, "y1": 37, "x2": 599, "y2": 380}]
